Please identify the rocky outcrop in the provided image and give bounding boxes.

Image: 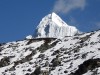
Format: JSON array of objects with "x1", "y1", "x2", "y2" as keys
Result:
[{"x1": 72, "y1": 59, "x2": 100, "y2": 75}]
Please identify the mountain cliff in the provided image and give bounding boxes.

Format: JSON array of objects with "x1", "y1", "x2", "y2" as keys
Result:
[{"x1": 35, "y1": 12, "x2": 79, "y2": 38}]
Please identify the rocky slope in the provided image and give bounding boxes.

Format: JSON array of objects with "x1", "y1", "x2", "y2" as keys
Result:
[
  {"x1": 34, "y1": 12, "x2": 79, "y2": 38},
  {"x1": 0, "y1": 30, "x2": 100, "y2": 75}
]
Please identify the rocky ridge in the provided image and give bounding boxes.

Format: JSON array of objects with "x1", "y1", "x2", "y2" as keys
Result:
[{"x1": 0, "y1": 30, "x2": 100, "y2": 75}]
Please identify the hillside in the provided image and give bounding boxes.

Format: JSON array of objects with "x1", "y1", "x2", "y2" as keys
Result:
[{"x1": 0, "y1": 30, "x2": 100, "y2": 75}]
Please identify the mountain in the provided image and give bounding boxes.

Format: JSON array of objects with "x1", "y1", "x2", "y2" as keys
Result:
[
  {"x1": 34, "y1": 12, "x2": 79, "y2": 38},
  {"x1": 0, "y1": 29, "x2": 100, "y2": 75},
  {"x1": 0, "y1": 13, "x2": 100, "y2": 75}
]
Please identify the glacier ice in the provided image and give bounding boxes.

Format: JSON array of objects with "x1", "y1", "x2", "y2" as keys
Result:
[{"x1": 35, "y1": 12, "x2": 79, "y2": 38}]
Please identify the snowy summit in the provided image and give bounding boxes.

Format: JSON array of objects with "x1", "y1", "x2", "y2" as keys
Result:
[
  {"x1": 35, "y1": 12, "x2": 79, "y2": 38},
  {"x1": 0, "y1": 12, "x2": 100, "y2": 75}
]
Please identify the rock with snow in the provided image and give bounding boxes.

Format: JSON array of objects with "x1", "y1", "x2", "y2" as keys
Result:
[
  {"x1": 0, "y1": 12, "x2": 100, "y2": 75},
  {"x1": 26, "y1": 35, "x2": 33, "y2": 39},
  {"x1": 0, "y1": 29, "x2": 100, "y2": 75},
  {"x1": 35, "y1": 12, "x2": 79, "y2": 38}
]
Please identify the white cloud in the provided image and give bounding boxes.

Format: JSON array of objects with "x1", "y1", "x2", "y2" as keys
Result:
[{"x1": 53, "y1": 0, "x2": 86, "y2": 14}]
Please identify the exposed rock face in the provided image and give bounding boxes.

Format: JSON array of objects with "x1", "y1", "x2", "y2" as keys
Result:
[
  {"x1": 34, "y1": 12, "x2": 79, "y2": 38},
  {"x1": 72, "y1": 58, "x2": 100, "y2": 75},
  {"x1": 0, "y1": 57, "x2": 10, "y2": 67}
]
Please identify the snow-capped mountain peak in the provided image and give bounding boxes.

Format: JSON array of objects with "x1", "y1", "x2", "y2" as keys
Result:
[
  {"x1": 35, "y1": 12, "x2": 79, "y2": 38},
  {"x1": 0, "y1": 12, "x2": 100, "y2": 75},
  {"x1": 51, "y1": 12, "x2": 66, "y2": 27}
]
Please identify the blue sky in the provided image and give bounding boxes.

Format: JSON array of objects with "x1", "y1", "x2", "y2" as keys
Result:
[{"x1": 0, "y1": 0, "x2": 100, "y2": 43}]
